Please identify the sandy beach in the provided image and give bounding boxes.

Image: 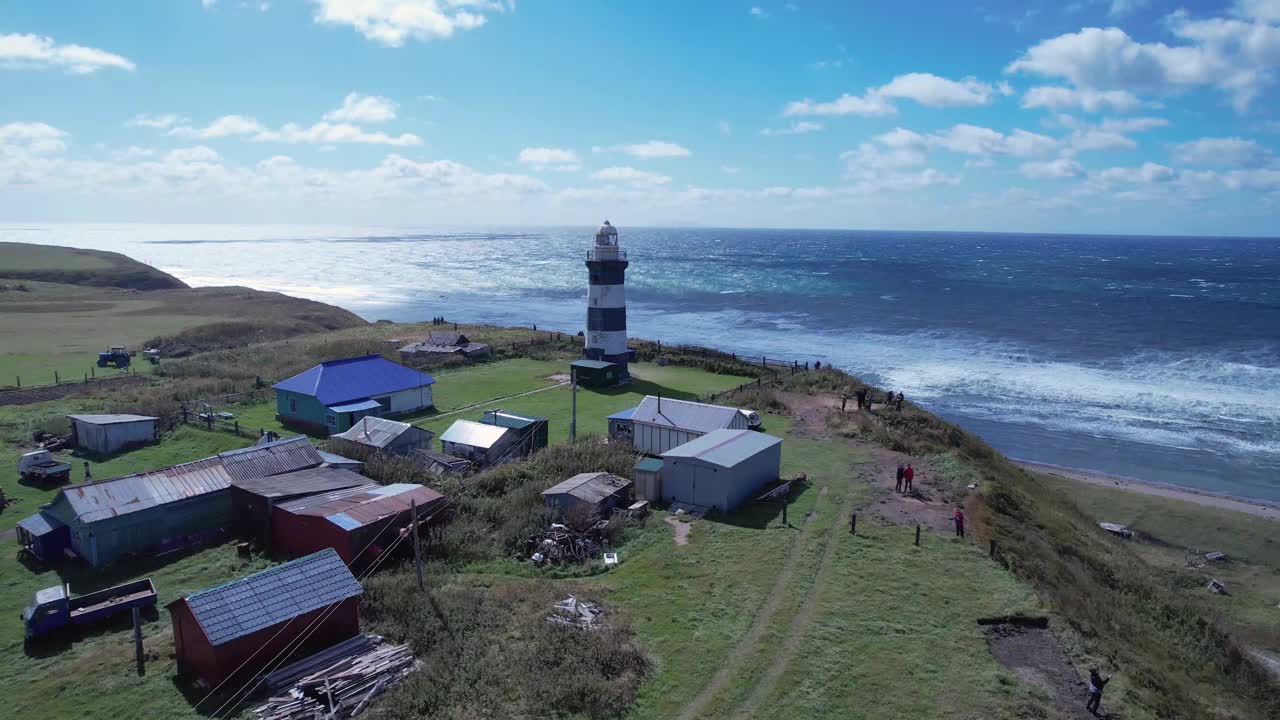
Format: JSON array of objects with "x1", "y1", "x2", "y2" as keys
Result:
[{"x1": 1015, "y1": 460, "x2": 1280, "y2": 521}]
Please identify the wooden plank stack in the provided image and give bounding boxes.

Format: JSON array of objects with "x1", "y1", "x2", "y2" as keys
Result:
[{"x1": 254, "y1": 637, "x2": 419, "y2": 719}]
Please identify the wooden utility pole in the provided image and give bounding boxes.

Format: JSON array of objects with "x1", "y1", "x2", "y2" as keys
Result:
[
  {"x1": 132, "y1": 607, "x2": 145, "y2": 675},
  {"x1": 411, "y1": 499, "x2": 423, "y2": 591}
]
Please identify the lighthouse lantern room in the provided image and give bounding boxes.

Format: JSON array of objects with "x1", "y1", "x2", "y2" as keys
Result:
[{"x1": 583, "y1": 220, "x2": 631, "y2": 380}]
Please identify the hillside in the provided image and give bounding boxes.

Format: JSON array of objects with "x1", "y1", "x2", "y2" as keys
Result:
[
  {"x1": 0, "y1": 281, "x2": 1274, "y2": 718},
  {"x1": 0, "y1": 242, "x2": 187, "y2": 290}
]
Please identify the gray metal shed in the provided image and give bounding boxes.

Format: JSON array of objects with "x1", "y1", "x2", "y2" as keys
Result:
[
  {"x1": 542, "y1": 472, "x2": 632, "y2": 515},
  {"x1": 630, "y1": 396, "x2": 749, "y2": 456},
  {"x1": 661, "y1": 429, "x2": 782, "y2": 512},
  {"x1": 67, "y1": 414, "x2": 158, "y2": 455},
  {"x1": 329, "y1": 416, "x2": 434, "y2": 456},
  {"x1": 439, "y1": 420, "x2": 516, "y2": 465}
]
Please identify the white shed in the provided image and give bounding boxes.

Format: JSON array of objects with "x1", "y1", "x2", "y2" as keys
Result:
[
  {"x1": 439, "y1": 420, "x2": 516, "y2": 465},
  {"x1": 67, "y1": 414, "x2": 158, "y2": 456},
  {"x1": 630, "y1": 396, "x2": 749, "y2": 456}
]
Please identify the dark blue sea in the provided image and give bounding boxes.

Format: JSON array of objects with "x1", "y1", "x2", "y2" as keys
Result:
[{"x1": 6, "y1": 224, "x2": 1279, "y2": 502}]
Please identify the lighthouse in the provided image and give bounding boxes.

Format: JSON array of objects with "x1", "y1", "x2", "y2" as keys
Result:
[{"x1": 584, "y1": 219, "x2": 630, "y2": 379}]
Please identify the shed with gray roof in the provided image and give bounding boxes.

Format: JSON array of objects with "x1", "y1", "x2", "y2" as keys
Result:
[
  {"x1": 67, "y1": 414, "x2": 158, "y2": 455},
  {"x1": 328, "y1": 416, "x2": 434, "y2": 457},
  {"x1": 167, "y1": 548, "x2": 362, "y2": 686},
  {"x1": 660, "y1": 429, "x2": 782, "y2": 512},
  {"x1": 629, "y1": 396, "x2": 749, "y2": 456},
  {"x1": 542, "y1": 472, "x2": 632, "y2": 516},
  {"x1": 439, "y1": 419, "x2": 517, "y2": 465}
]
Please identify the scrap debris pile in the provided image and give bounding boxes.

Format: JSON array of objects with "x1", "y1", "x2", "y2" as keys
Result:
[
  {"x1": 546, "y1": 595, "x2": 604, "y2": 630},
  {"x1": 254, "y1": 634, "x2": 418, "y2": 720},
  {"x1": 525, "y1": 521, "x2": 610, "y2": 564}
]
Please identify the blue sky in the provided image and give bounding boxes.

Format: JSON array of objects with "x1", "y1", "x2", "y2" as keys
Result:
[{"x1": 2, "y1": 0, "x2": 1278, "y2": 235}]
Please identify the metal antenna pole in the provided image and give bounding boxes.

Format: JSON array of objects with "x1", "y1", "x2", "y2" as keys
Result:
[
  {"x1": 411, "y1": 498, "x2": 423, "y2": 591},
  {"x1": 570, "y1": 366, "x2": 578, "y2": 440}
]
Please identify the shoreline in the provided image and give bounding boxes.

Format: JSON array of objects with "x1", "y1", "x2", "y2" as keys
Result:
[{"x1": 1014, "y1": 459, "x2": 1280, "y2": 520}]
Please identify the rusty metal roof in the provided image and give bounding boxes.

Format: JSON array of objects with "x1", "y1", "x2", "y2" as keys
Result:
[
  {"x1": 277, "y1": 483, "x2": 444, "y2": 531},
  {"x1": 64, "y1": 456, "x2": 233, "y2": 523},
  {"x1": 543, "y1": 472, "x2": 631, "y2": 505},
  {"x1": 219, "y1": 436, "x2": 323, "y2": 483}
]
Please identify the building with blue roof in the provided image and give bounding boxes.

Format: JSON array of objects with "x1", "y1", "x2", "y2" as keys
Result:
[
  {"x1": 273, "y1": 355, "x2": 436, "y2": 435},
  {"x1": 167, "y1": 548, "x2": 362, "y2": 685}
]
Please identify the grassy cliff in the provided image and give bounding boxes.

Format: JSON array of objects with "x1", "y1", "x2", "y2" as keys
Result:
[{"x1": 0, "y1": 242, "x2": 187, "y2": 290}]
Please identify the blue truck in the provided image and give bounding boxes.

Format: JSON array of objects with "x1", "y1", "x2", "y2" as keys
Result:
[{"x1": 21, "y1": 578, "x2": 157, "y2": 641}]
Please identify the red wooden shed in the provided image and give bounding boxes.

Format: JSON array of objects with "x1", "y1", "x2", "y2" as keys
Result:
[
  {"x1": 271, "y1": 483, "x2": 445, "y2": 566},
  {"x1": 167, "y1": 548, "x2": 362, "y2": 687}
]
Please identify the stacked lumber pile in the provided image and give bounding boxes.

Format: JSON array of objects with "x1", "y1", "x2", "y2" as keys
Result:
[{"x1": 254, "y1": 636, "x2": 419, "y2": 719}]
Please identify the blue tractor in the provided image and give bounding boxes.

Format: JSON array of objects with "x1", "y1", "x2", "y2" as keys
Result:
[{"x1": 97, "y1": 345, "x2": 131, "y2": 369}]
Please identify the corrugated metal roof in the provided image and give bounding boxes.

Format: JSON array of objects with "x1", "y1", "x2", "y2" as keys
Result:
[
  {"x1": 66, "y1": 414, "x2": 157, "y2": 425},
  {"x1": 634, "y1": 457, "x2": 664, "y2": 473},
  {"x1": 230, "y1": 467, "x2": 369, "y2": 499},
  {"x1": 66, "y1": 456, "x2": 233, "y2": 524},
  {"x1": 439, "y1": 420, "x2": 510, "y2": 449},
  {"x1": 17, "y1": 512, "x2": 64, "y2": 536},
  {"x1": 317, "y1": 450, "x2": 362, "y2": 468},
  {"x1": 662, "y1": 429, "x2": 783, "y2": 468},
  {"x1": 608, "y1": 407, "x2": 636, "y2": 421},
  {"x1": 220, "y1": 436, "x2": 323, "y2": 483},
  {"x1": 182, "y1": 548, "x2": 362, "y2": 647},
  {"x1": 543, "y1": 472, "x2": 631, "y2": 505},
  {"x1": 480, "y1": 410, "x2": 545, "y2": 430},
  {"x1": 331, "y1": 417, "x2": 431, "y2": 450},
  {"x1": 273, "y1": 355, "x2": 436, "y2": 405},
  {"x1": 277, "y1": 483, "x2": 444, "y2": 529},
  {"x1": 632, "y1": 396, "x2": 742, "y2": 433},
  {"x1": 328, "y1": 399, "x2": 383, "y2": 414},
  {"x1": 427, "y1": 332, "x2": 467, "y2": 346},
  {"x1": 410, "y1": 449, "x2": 471, "y2": 470}
]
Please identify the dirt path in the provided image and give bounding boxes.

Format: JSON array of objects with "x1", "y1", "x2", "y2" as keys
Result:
[
  {"x1": 986, "y1": 624, "x2": 1100, "y2": 719},
  {"x1": 664, "y1": 515, "x2": 691, "y2": 546},
  {"x1": 1018, "y1": 460, "x2": 1280, "y2": 521},
  {"x1": 673, "y1": 483, "x2": 833, "y2": 720}
]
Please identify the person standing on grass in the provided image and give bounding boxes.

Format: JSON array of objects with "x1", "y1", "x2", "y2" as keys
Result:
[
  {"x1": 953, "y1": 507, "x2": 965, "y2": 538},
  {"x1": 895, "y1": 464, "x2": 905, "y2": 492},
  {"x1": 903, "y1": 464, "x2": 915, "y2": 493},
  {"x1": 1086, "y1": 668, "x2": 1112, "y2": 714}
]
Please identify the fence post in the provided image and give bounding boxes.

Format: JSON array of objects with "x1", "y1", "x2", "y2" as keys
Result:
[
  {"x1": 91, "y1": 365, "x2": 95, "y2": 379},
  {"x1": 132, "y1": 606, "x2": 145, "y2": 676},
  {"x1": 762, "y1": 356, "x2": 767, "y2": 368},
  {"x1": 989, "y1": 539, "x2": 997, "y2": 559},
  {"x1": 915, "y1": 525, "x2": 921, "y2": 546},
  {"x1": 850, "y1": 513, "x2": 856, "y2": 535},
  {"x1": 234, "y1": 421, "x2": 240, "y2": 436},
  {"x1": 15, "y1": 376, "x2": 18, "y2": 388},
  {"x1": 54, "y1": 370, "x2": 59, "y2": 384}
]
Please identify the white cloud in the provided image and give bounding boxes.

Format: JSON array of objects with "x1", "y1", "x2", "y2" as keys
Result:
[
  {"x1": 0, "y1": 33, "x2": 136, "y2": 74},
  {"x1": 517, "y1": 147, "x2": 581, "y2": 171},
  {"x1": 749, "y1": 6, "x2": 768, "y2": 18},
  {"x1": 1057, "y1": 114, "x2": 1167, "y2": 152},
  {"x1": 170, "y1": 115, "x2": 422, "y2": 146},
  {"x1": 1022, "y1": 85, "x2": 1142, "y2": 112},
  {"x1": 1171, "y1": 136, "x2": 1271, "y2": 166},
  {"x1": 0, "y1": 122, "x2": 68, "y2": 156},
  {"x1": 607, "y1": 140, "x2": 692, "y2": 158},
  {"x1": 721, "y1": 165, "x2": 741, "y2": 174},
  {"x1": 877, "y1": 73, "x2": 998, "y2": 106},
  {"x1": 1108, "y1": 0, "x2": 1150, "y2": 17},
  {"x1": 591, "y1": 166, "x2": 672, "y2": 186},
  {"x1": 202, "y1": 0, "x2": 217, "y2": 7},
  {"x1": 785, "y1": 72, "x2": 997, "y2": 117},
  {"x1": 760, "y1": 121, "x2": 823, "y2": 136},
  {"x1": 928, "y1": 124, "x2": 1058, "y2": 156},
  {"x1": 719, "y1": 120, "x2": 732, "y2": 136},
  {"x1": 1071, "y1": 129, "x2": 1136, "y2": 151},
  {"x1": 127, "y1": 114, "x2": 187, "y2": 130},
  {"x1": 324, "y1": 93, "x2": 398, "y2": 123},
  {"x1": 354, "y1": 154, "x2": 547, "y2": 194},
  {"x1": 1093, "y1": 162, "x2": 1177, "y2": 184},
  {"x1": 1235, "y1": 0, "x2": 1280, "y2": 22},
  {"x1": 837, "y1": 130, "x2": 959, "y2": 194},
  {"x1": 876, "y1": 128, "x2": 928, "y2": 148},
  {"x1": 1006, "y1": 18, "x2": 1280, "y2": 112},
  {"x1": 311, "y1": 0, "x2": 506, "y2": 46},
  {"x1": 1020, "y1": 156, "x2": 1085, "y2": 178}
]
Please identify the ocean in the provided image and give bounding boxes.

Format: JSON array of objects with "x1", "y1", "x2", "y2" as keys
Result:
[{"x1": 4, "y1": 223, "x2": 1279, "y2": 503}]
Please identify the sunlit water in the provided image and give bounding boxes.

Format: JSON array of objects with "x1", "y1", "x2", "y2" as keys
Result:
[{"x1": 4, "y1": 223, "x2": 1278, "y2": 502}]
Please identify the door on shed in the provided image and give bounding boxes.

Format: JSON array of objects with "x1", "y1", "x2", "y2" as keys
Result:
[{"x1": 692, "y1": 466, "x2": 722, "y2": 510}]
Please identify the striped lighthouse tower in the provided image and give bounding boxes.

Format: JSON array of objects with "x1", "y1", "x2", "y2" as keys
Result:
[{"x1": 584, "y1": 220, "x2": 630, "y2": 378}]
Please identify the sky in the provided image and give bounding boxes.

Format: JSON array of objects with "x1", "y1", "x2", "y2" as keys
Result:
[{"x1": 2, "y1": 0, "x2": 1279, "y2": 235}]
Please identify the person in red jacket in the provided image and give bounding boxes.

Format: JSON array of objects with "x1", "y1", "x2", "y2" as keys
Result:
[
  {"x1": 953, "y1": 507, "x2": 965, "y2": 538},
  {"x1": 903, "y1": 464, "x2": 915, "y2": 492}
]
